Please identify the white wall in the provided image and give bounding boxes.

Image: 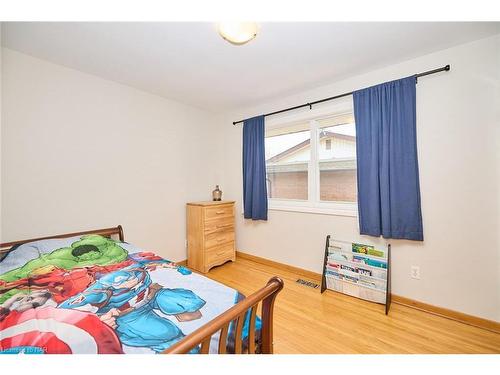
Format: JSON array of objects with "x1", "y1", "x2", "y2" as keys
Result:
[
  {"x1": 1, "y1": 48, "x2": 220, "y2": 262},
  {"x1": 217, "y1": 35, "x2": 500, "y2": 322}
]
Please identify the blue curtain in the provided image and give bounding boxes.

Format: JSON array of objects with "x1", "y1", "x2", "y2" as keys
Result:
[
  {"x1": 243, "y1": 115, "x2": 268, "y2": 220},
  {"x1": 353, "y1": 76, "x2": 423, "y2": 241}
]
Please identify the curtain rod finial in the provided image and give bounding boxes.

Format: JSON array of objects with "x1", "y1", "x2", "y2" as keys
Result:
[{"x1": 445, "y1": 64, "x2": 451, "y2": 71}]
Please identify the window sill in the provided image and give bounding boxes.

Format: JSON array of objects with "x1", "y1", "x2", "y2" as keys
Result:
[{"x1": 268, "y1": 201, "x2": 358, "y2": 217}]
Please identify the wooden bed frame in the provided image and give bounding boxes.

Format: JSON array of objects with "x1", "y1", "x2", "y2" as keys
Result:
[{"x1": 0, "y1": 225, "x2": 284, "y2": 354}]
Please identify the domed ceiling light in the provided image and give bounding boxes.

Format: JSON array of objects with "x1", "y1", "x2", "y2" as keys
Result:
[{"x1": 217, "y1": 22, "x2": 258, "y2": 45}]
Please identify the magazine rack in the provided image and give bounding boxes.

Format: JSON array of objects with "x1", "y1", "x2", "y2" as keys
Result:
[{"x1": 320, "y1": 235, "x2": 391, "y2": 314}]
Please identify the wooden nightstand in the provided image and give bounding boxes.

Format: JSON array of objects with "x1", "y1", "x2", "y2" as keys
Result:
[{"x1": 186, "y1": 201, "x2": 236, "y2": 273}]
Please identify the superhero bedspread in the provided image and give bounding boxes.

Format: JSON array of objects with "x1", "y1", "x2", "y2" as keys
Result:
[{"x1": 0, "y1": 235, "x2": 258, "y2": 354}]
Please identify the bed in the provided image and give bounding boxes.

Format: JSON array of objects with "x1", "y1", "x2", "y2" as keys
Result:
[{"x1": 0, "y1": 226, "x2": 283, "y2": 354}]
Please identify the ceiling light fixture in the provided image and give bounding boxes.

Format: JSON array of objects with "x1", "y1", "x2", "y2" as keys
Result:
[{"x1": 217, "y1": 22, "x2": 258, "y2": 45}]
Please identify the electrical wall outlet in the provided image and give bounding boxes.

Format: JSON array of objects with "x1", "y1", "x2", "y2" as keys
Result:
[{"x1": 411, "y1": 265, "x2": 421, "y2": 280}]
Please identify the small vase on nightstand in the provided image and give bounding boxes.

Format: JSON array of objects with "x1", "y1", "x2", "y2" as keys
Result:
[{"x1": 212, "y1": 185, "x2": 222, "y2": 201}]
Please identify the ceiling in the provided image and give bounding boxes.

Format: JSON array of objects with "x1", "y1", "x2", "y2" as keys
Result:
[{"x1": 2, "y1": 22, "x2": 499, "y2": 112}]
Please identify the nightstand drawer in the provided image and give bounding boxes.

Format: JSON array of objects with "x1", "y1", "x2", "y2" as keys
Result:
[
  {"x1": 204, "y1": 216, "x2": 234, "y2": 234},
  {"x1": 204, "y1": 205, "x2": 234, "y2": 220},
  {"x1": 206, "y1": 242, "x2": 235, "y2": 265}
]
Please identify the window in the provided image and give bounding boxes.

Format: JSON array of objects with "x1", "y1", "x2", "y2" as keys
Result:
[
  {"x1": 265, "y1": 108, "x2": 357, "y2": 216},
  {"x1": 325, "y1": 139, "x2": 332, "y2": 150},
  {"x1": 265, "y1": 124, "x2": 310, "y2": 200},
  {"x1": 317, "y1": 117, "x2": 357, "y2": 203}
]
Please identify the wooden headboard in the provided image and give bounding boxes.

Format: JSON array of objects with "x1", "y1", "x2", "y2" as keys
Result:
[{"x1": 0, "y1": 225, "x2": 124, "y2": 260}]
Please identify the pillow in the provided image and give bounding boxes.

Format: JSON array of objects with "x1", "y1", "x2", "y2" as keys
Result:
[
  {"x1": 0, "y1": 233, "x2": 155, "y2": 271},
  {"x1": 0, "y1": 235, "x2": 83, "y2": 274}
]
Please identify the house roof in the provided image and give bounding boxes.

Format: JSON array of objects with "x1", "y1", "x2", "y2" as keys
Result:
[{"x1": 266, "y1": 131, "x2": 355, "y2": 163}]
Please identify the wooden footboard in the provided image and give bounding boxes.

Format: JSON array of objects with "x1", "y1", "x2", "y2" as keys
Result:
[{"x1": 163, "y1": 276, "x2": 284, "y2": 354}]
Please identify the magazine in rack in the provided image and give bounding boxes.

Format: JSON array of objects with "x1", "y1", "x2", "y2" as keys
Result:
[{"x1": 320, "y1": 235, "x2": 391, "y2": 314}]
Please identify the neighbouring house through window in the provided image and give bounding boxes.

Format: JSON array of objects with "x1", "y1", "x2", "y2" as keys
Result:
[
  {"x1": 265, "y1": 124, "x2": 310, "y2": 200},
  {"x1": 264, "y1": 105, "x2": 357, "y2": 216}
]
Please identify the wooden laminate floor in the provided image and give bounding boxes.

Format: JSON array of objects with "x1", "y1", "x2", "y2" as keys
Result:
[{"x1": 205, "y1": 257, "x2": 500, "y2": 354}]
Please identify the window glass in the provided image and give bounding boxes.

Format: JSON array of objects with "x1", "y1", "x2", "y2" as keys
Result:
[
  {"x1": 265, "y1": 127, "x2": 310, "y2": 200},
  {"x1": 265, "y1": 109, "x2": 357, "y2": 206},
  {"x1": 318, "y1": 122, "x2": 357, "y2": 202}
]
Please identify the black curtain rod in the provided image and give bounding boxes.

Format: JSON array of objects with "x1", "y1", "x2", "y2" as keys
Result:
[{"x1": 232, "y1": 64, "x2": 450, "y2": 125}]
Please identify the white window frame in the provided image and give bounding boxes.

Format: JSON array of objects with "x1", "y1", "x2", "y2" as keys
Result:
[{"x1": 265, "y1": 97, "x2": 358, "y2": 217}]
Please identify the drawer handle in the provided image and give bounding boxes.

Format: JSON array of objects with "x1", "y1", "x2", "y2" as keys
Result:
[
  {"x1": 215, "y1": 210, "x2": 226, "y2": 215},
  {"x1": 216, "y1": 251, "x2": 226, "y2": 256},
  {"x1": 216, "y1": 238, "x2": 225, "y2": 242},
  {"x1": 216, "y1": 224, "x2": 232, "y2": 229}
]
